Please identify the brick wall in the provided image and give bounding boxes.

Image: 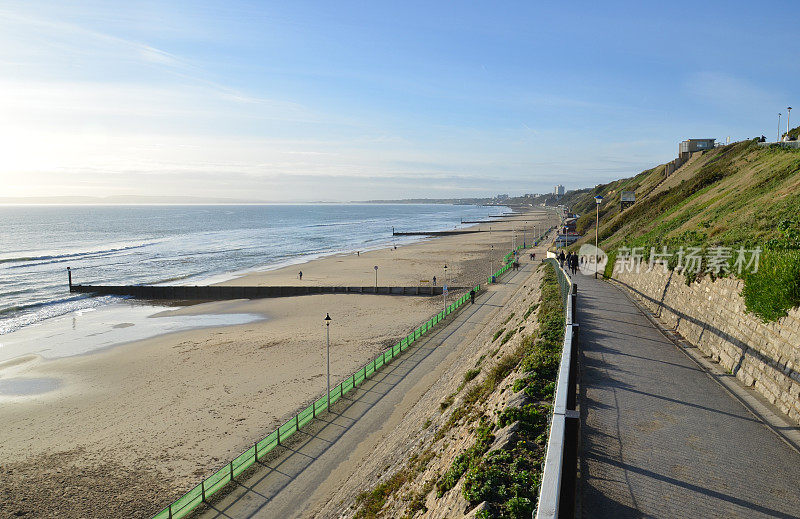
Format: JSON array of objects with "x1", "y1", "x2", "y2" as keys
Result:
[{"x1": 611, "y1": 268, "x2": 800, "y2": 425}]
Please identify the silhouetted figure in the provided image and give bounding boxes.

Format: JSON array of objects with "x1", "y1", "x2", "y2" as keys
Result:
[
  {"x1": 470, "y1": 289, "x2": 475, "y2": 304},
  {"x1": 433, "y1": 276, "x2": 437, "y2": 286},
  {"x1": 558, "y1": 250, "x2": 565, "y2": 267},
  {"x1": 298, "y1": 271, "x2": 303, "y2": 280}
]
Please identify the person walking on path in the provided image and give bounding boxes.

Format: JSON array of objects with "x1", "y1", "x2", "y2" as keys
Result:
[
  {"x1": 558, "y1": 250, "x2": 565, "y2": 267},
  {"x1": 298, "y1": 271, "x2": 303, "y2": 280},
  {"x1": 432, "y1": 276, "x2": 437, "y2": 286},
  {"x1": 469, "y1": 289, "x2": 475, "y2": 304},
  {"x1": 570, "y1": 253, "x2": 578, "y2": 275}
]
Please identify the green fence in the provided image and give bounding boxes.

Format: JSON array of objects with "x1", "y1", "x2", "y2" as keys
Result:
[
  {"x1": 485, "y1": 227, "x2": 554, "y2": 285},
  {"x1": 152, "y1": 283, "x2": 483, "y2": 519}
]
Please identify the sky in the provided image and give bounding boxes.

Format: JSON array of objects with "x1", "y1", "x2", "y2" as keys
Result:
[{"x1": 1, "y1": 1, "x2": 797, "y2": 201}]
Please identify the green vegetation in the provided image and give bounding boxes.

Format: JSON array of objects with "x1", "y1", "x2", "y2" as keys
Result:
[
  {"x1": 500, "y1": 329, "x2": 517, "y2": 345},
  {"x1": 563, "y1": 140, "x2": 800, "y2": 321},
  {"x1": 502, "y1": 312, "x2": 516, "y2": 325},
  {"x1": 522, "y1": 303, "x2": 539, "y2": 320},
  {"x1": 492, "y1": 328, "x2": 505, "y2": 342}
]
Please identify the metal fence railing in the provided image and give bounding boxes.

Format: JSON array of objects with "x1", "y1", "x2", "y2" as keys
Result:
[{"x1": 536, "y1": 259, "x2": 579, "y2": 519}]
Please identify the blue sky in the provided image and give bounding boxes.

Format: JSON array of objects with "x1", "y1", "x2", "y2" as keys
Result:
[{"x1": 1, "y1": 1, "x2": 797, "y2": 201}]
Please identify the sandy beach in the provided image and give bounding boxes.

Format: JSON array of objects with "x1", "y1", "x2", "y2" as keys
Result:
[{"x1": 0, "y1": 208, "x2": 556, "y2": 518}]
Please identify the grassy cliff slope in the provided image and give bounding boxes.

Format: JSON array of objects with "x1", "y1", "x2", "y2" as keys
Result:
[{"x1": 562, "y1": 137, "x2": 800, "y2": 321}]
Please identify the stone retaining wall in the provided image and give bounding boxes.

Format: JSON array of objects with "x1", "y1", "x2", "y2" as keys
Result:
[{"x1": 611, "y1": 268, "x2": 800, "y2": 425}]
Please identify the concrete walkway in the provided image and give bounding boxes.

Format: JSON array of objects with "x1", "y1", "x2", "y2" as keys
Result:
[
  {"x1": 195, "y1": 261, "x2": 536, "y2": 519},
  {"x1": 577, "y1": 274, "x2": 800, "y2": 518}
]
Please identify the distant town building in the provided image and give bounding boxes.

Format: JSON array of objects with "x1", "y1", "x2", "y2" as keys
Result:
[
  {"x1": 679, "y1": 139, "x2": 715, "y2": 159},
  {"x1": 554, "y1": 185, "x2": 565, "y2": 196}
]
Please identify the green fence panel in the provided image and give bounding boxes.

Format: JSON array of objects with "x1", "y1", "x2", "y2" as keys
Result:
[
  {"x1": 298, "y1": 404, "x2": 315, "y2": 428},
  {"x1": 354, "y1": 366, "x2": 365, "y2": 386},
  {"x1": 257, "y1": 430, "x2": 278, "y2": 454},
  {"x1": 232, "y1": 446, "x2": 255, "y2": 477},
  {"x1": 205, "y1": 463, "x2": 232, "y2": 495},
  {"x1": 375, "y1": 354, "x2": 384, "y2": 370},
  {"x1": 279, "y1": 418, "x2": 297, "y2": 442},
  {"x1": 329, "y1": 384, "x2": 342, "y2": 406},
  {"x1": 167, "y1": 484, "x2": 202, "y2": 518},
  {"x1": 341, "y1": 376, "x2": 354, "y2": 396}
]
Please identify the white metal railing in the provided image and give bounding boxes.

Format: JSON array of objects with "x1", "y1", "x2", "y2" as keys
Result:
[{"x1": 535, "y1": 261, "x2": 579, "y2": 519}]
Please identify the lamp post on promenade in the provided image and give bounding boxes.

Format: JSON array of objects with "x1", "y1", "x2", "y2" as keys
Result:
[
  {"x1": 443, "y1": 264, "x2": 448, "y2": 311},
  {"x1": 324, "y1": 313, "x2": 331, "y2": 409},
  {"x1": 594, "y1": 195, "x2": 604, "y2": 279},
  {"x1": 779, "y1": 113, "x2": 782, "y2": 142},
  {"x1": 788, "y1": 107, "x2": 793, "y2": 139}
]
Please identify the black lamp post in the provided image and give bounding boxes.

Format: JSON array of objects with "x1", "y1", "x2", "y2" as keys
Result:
[{"x1": 324, "y1": 313, "x2": 331, "y2": 409}]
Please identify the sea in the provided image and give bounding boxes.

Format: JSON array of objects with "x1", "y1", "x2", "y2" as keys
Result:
[{"x1": 0, "y1": 204, "x2": 501, "y2": 344}]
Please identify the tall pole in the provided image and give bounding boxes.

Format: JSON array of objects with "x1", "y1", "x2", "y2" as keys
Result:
[
  {"x1": 779, "y1": 113, "x2": 782, "y2": 142},
  {"x1": 595, "y1": 204, "x2": 600, "y2": 279},
  {"x1": 324, "y1": 314, "x2": 331, "y2": 409},
  {"x1": 788, "y1": 107, "x2": 793, "y2": 138},
  {"x1": 374, "y1": 265, "x2": 378, "y2": 289},
  {"x1": 443, "y1": 264, "x2": 448, "y2": 311}
]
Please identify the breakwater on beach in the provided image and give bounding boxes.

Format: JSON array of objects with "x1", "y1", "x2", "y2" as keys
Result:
[{"x1": 0, "y1": 204, "x2": 500, "y2": 335}]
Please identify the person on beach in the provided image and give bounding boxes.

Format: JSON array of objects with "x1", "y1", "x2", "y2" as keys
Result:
[
  {"x1": 470, "y1": 289, "x2": 475, "y2": 304},
  {"x1": 298, "y1": 271, "x2": 303, "y2": 280},
  {"x1": 433, "y1": 276, "x2": 436, "y2": 286}
]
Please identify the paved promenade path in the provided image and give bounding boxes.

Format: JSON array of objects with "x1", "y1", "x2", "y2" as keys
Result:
[
  {"x1": 577, "y1": 274, "x2": 800, "y2": 518},
  {"x1": 196, "y1": 261, "x2": 536, "y2": 519}
]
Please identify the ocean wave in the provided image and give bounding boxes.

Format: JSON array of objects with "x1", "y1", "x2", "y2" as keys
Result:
[
  {"x1": 0, "y1": 242, "x2": 157, "y2": 267},
  {"x1": 0, "y1": 295, "x2": 121, "y2": 335}
]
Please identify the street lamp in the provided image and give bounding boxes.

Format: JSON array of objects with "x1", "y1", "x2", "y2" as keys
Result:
[
  {"x1": 374, "y1": 265, "x2": 379, "y2": 289},
  {"x1": 779, "y1": 113, "x2": 782, "y2": 142},
  {"x1": 523, "y1": 221, "x2": 527, "y2": 248},
  {"x1": 594, "y1": 195, "x2": 604, "y2": 278},
  {"x1": 490, "y1": 244, "x2": 494, "y2": 280},
  {"x1": 788, "y1": 107, "x2": 793, "y2": 138},
  {"x1": 324, "y1": 313, "x2": 332, "y2": 410},
  {"x1": 443, "y1": 264, "x2": 448, "y2": 311}
]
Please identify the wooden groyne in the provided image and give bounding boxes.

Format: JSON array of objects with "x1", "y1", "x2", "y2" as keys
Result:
[
  {"x1": 69, "y1": 284, "x2": 464, "y2": 300},
  {"x1": 392, "y1": 229, "x2": 483, "y2": 236}
]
